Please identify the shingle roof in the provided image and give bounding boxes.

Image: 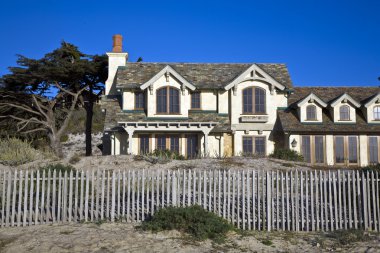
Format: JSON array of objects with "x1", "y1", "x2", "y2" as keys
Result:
[
  {"x1": 116, "y1": 63, "x2": 293, "y2": 89},
  {"x1": 288, "y1": 87, "x2": 380, "y2": 107},
  {"x1": 280, "y1": 86, "x2": 380, "y2": 133}
]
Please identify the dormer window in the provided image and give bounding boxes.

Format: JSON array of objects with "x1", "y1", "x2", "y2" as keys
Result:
[
  {"x1": 135, "y1": 92, "x2": 145, "y2": 109},
  {"x1": 373, "y1": 106, "x2": 380, "y2": 120},
  {"x1": 340, "y1": 105, "x2": 350, "y2": 121},
  {"x1": 306, "y1": 105, "x2": 317, "y2": 120},
  {"x1": 243, "y1": 87, "x2": 266, "y2": 114},
  {"x1": 157, "y1": 86, "x2": 180, "y2": 114}
]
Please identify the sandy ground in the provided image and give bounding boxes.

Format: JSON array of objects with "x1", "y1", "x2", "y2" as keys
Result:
[{"x1": 0, "y1": 223, "x2": 378, "y2": 253}]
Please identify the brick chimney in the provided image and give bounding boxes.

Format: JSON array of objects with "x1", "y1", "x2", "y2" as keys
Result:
[
  {"x1": 112, "y1": 34, "x2": 123, "y2": 53},
  {"x1": 105, "y1": 34, "x2": 128, "y2": 95}
]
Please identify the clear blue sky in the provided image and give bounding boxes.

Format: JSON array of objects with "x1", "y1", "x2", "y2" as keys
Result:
[{"x1": 0, "y1": 0, "x2": 379, "y2": 87}]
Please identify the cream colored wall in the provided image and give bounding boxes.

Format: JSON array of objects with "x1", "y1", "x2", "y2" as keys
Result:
[
  {"x1": 201, "y1": 91, "x2": 217, "y2": 111},
  {"x1": 332, "y1": 101, "x2": 357, "y2": 123},
  {"x1": 366, "y1": 103, "x2": 380, "y2": 123},
  {"x1": 325, "y1": 135, "x2": 334, "y2": 165},
  {"x1": 207, "y1": 134, "x2": 222, "y2": 157},
  {"x1": 230, "y1": 80, "x2": 287, "y2": 125},
  {"x1": 146, "y1": 75, "x2": 190, "y2": 118},
  {"x1": 218, "y1": 90, "x2": 229, "y2": 114},
  {"x1": 105, "y1": 53, "x2": 128, "y2": 95},
  {"x1": 299, "y1": 103, "x2": 323, "y2": 123},
  {"x1": 123, "y1": 91, "x2": 135, "y2": 110},
  {"x1": 359, "y1": 135, "x2": 368, "y2": 166},
  {"x1": 234, "y1": 130, "x2": 274, "y2": 156},
  {"x1": 111, "y1": 132, "x2": 128, "y2": 155}
]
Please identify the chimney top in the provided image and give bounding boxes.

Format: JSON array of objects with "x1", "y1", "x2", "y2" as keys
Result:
[{"x1": 112, "y1": 34, "x2": 123, "y2": 53}]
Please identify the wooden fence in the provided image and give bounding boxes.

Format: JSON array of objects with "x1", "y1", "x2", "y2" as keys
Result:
[{"x1": 0, "y1": 169, "x2": 379, "y2": 231}]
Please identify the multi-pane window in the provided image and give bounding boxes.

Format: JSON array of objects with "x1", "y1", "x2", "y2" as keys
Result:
[
  {"x1": 156, "y1": 135, "x2": 166, "y2": 151},
  {"x1": 191, "y1": 92, "x2": 201, "y2": 109},
  {"x1": 156, "y1": 135, "x2": 180, "y2": 153},
  {"x1": 242, "y1": 87, "x2": 266, "y2": 114},
  {"x1": 242, "y1": 136, "x2": 266, "y2": 155},
  {"x1": 334, "y1": 136, "x2": 358, "y2": 165},
  {"x1": 139, "y1": 135, "x2": 149, "y2": 154},
  {"x1": 373, "y1": 106, "x2": 380, "y2": 120},
  {"x1": 301, "y1": 135, "x2": 325, "y2": 164},
  {"x1": 340, "y1": 105, "x2": 350, "y2": 120},
  {"x1": 306, "y1": 105, "x2": 317, "y2": 120},
  {"x1": 157, "y1": 87, "x2": 180, "y2": 114},
  {"x1": 170, "y1": 136, "x2": 180, "y2": 153},
  {"x1": 335, "y1": 136, "x2": 345, "y2": 164},
  {"x1": 369, "y1": 136, "x2": 379, "y2": 164},
  {"x1": 135, "y1": 92, "x2": 145, "y2": 109},
  {"x1": 301, "y1": 136, "x2": 311, "y2": 162}
]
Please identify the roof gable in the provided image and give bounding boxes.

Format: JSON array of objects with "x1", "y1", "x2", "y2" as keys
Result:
[
  {"x1": 296, "y1": 93, "x2": 327, "y2": 108},
  {"x1": 224, "y1": 64, "x2": 286, "y2": 91},
  {"x1": 364, "y1": 93, "x2": 380, "y2": 108},
  {"x1": 330, "y1": 93, "x2": 361, "y2": 108},
  {"x1": 140, "y1": 65, "x2": 196, "y2": 91}
]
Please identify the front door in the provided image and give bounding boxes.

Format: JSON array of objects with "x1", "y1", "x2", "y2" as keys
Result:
[{"x1": 186, "y1": 134, "x2": 198, "y2": 159}]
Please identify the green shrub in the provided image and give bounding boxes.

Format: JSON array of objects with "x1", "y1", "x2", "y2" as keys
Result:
[
  {"x1": 326, "y1": 229, "x2": 370, "y2": 246},
  {"x1": 141, "y1": 205, "x2": 233, "y2": 242},
  {"x1": 60, "y1": 135, "x2": 69, "y2": 142},
  {"x1": 38, "y1": 163, "x2": 76, "y2": 175},
  {"x1": 0, "y1": 138, "x2": 39, "y2": 166},
  {"x1": 148, "y1": 149, "x2": 185, "y2": 161},
  {"x1": 269, "y1": 149, "x2": 304, "y2": 162}
]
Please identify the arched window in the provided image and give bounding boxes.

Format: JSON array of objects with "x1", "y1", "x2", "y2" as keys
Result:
[
  {"x1": 157, "y1": 86, "x2": 180, "y2": 114},
  {"x1": 306, "y1": 105, "x2": 317, "y2": 120},
  {"x1": 340, "y1": 105, "x2": 350, "y2": 121},
  {"x1": 373, "y1": 106, "x2": 380, "y2": 120},
  {"x1": 242, "y1": 87, "x2": 266, "y2": 114}
]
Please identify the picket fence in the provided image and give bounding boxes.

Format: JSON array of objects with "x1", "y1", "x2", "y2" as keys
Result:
[{"x1": 0, "y1": 169, "x2": 379, "y2": 231}]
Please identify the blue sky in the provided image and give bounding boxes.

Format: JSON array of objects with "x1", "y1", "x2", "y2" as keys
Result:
[{"x1": 0, "y1": 0, "x2": 379, "y2": 87}]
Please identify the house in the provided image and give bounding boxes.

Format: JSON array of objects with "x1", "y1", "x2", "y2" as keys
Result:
[{"x1": 101, "y1": 34, "x2": 380, "y2": 166}]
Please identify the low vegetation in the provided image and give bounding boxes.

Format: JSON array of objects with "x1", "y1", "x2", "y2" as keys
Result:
[
  {"x1": 0, "y1": 138, "x2": 40, "y2": 166},
  {"x1": 362, "y1": 163, "x2": 380, "y2": 173},
  {"x1": 269, "y1": 149, "x2": 304, "y2": 162},
  {"x1": 134, "y1": 149, "x2": 185, "y2": 164},
  {"x1": 38, "y1": 163, "x2": 77, "y2": 175},
  {"x1": 140, "y1": 205, "x2": 234, "y2": 243}
]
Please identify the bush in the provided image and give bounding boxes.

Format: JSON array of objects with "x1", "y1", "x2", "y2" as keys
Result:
[
  {"x1": 150, "y1": 149, "x2": 185, "y2": 160},
  {"x1": 39, "y1": 163, "x2": 76, "y2": 175},
  {"x1": 141, "y1": 205, "x2": 233, "y2": 242},
  {"x1": 362, "y1": 163, "x2": 380, "y2": 173},
  {"x1": 0, "y1": 138, "x2": 39, "y2": 166},
  {"x1": 269, "y1": 148, "x2": 304, "y2": 162}
]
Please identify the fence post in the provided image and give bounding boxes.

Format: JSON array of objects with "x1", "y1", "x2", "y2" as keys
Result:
[
  {"x1": 267, "y1": 171, "x2": 271, "y2": 231},
  {"x1": 111, "y1": 170, "x2": 116, "y2": 222}
]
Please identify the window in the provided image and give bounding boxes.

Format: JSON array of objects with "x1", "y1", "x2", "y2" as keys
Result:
[
  {"x1": 306, "y1": 105, "x2": 317, "y2": 120},
  {"x1": 369, "y1": 136, "x2": 379, "y2": 164},
  {"x1": 334, "y1": 136, "x2": 358, "y2": 165},
  {"x1": 242, "y1": 136, "x2": 266, "y2": 155},
  {"x1": 373, "y1": 106, "x2": 380, "y2": 120},
  {"x1": 314, "y1": 136, "x2": 324, "y2": 163},
  {"x1": 301, "y1": 135, "x2": 325, "y2": 164},
  {"x1": 301, "y1": 136, "x2": 311, "y2": 162},
  {"x1": 335, "y1": 136, "x2": 345, "y2": 164},
  {"x1": 156, "y1": 135, "x2": 180, "y2": 153},
  {"x1": 135, "y1": 92, "x2": 145, "y2": 109},
  {"x1": 170, "y1": 136, "x2": 180, "y2": 153},
  {"x1": 348, "y1": 136, "x2": 358, "y2": 163},
  {"x1": 139, "y1": 135, "x2": 149, "y2": 154},
  {"x1": 156, "y1": 135, "x2": 166, "y2": 151},
  {"x1": 242, "y1": 87, "x2": 266, "y2": 114},
  {"x1": 191, "y1": 92, "x2": 201, "y2": 109},
  {"x1": 157, "y1": 87, "x2": 180, "y2": 114},
  {"x1": 340, "y1": 105, "x2": 350, "y2": 121}
]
